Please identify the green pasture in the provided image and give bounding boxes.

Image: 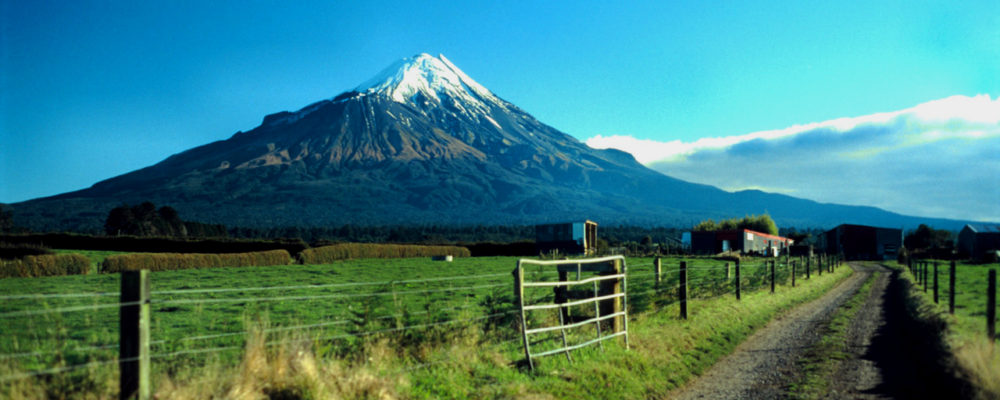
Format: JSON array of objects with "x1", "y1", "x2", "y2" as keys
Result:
[{"x1": 909, "y1": 260, "x2": 998, "y2": 342}]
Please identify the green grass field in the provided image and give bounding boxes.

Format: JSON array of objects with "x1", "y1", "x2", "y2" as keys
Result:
[
  {"x1": 908, "y1": 260, "x2": 998, "y2": 342},
  {"x1": 903, "y1": 259, "x2": 999, "y2": 396},
  {"x1": 0, "y1": 253, "x2": 848, "y2": 398}
]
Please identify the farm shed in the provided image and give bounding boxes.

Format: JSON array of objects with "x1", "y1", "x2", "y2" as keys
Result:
[
  {"x1": 690, "y1": 229, "x2": 793, "y2": 256},
  {"x1": 824, "y1": 224, "x2": 902, "y2": 260},
  {"x1": 535, "y1": 220, "x2": 598, "y2": 255},
  {"x1": 958, "y1": 224, "x2": 1000, "y2": 260}
]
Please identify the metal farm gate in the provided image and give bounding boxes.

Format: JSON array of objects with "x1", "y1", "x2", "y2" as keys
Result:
[{"x1": 514, "y1": 255, "x2": 629, "y2": 370}]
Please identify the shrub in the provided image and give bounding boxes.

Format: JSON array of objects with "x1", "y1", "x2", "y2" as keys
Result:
[
  {"x1": 298, "y1": 243, "x2": 470, "y2": 264},
  {"x1": 101, "y1": 250, "x2": 292, "y2": 273},
  {"x1": 0, "y1": 254, "x2": 90, "y2": 278}
]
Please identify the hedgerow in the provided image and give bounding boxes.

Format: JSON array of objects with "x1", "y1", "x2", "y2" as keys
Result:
[
  {"x1": 0, "y1": 254, "x2": 90, "y2": 278},
  {"x1": 298, "y1": 243, "x2": 470, "y2": 264},
  {"x1": 101, "y1": 250, "x2": 292, "y2": 272}
]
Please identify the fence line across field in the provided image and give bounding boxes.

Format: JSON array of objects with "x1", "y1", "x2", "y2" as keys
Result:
[
  {"x1": 161, "y1": 303, "x2": 483, "y2": 345},
  {"x1": 0, "y1": 343, "x2": 118, "y2": 360},
  {"x1": 0, "y1": 291, "x2": 120, "y2": 301},
  {"x1": 0, "y1": 300, "x2": 145, "y2": 319},
  {"x1": 0, "y1": 282, "x2": 505, "y2": 318},
  {"x1": 152, "y1": 271, "x2": 512, "y2": 296},
  {"x1": 154, "y1": 282, "x2": 507, "y2": 306}
]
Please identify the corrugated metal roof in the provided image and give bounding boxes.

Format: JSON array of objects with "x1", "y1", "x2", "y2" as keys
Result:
[{"x1": 966, "y1": 224, "x2": 1000, "y2": 233}]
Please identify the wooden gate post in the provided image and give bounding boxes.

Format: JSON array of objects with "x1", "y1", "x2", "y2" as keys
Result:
[
  {"x1": 655, "y1": 256, "x2": 662, "y2": 287},
  {"x1": 735, "y1": 259, "x2": 741, "y2": 301},
  {"x1": 791, "y1": 260, "x2": 796, "y2": 287},
  {"x1": 923, "y1": 262, "x2": 929, "y2": 293},
  {"x1": 770, "y1": 260, "x2": 775, "y2": 293},
  {"x1": 988, "y1": 269, "x2": 996, "y2": 341},
  {"x1": 933, "y1": 261, "x2": 939, "y2": 304},
  {"x1": 120, "y1": 270, "x2": 150, "y2": 400},
  {"x1": 679, "y1": 261, "x2": 688, "y2": 319},
  {"x1": 949, "y1": 260, "x2": 956, "y2": 314}
]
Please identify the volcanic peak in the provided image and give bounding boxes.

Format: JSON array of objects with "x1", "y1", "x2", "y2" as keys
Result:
[{"x1": 355, "y1": 53, "x2": 498, "y2": 106}]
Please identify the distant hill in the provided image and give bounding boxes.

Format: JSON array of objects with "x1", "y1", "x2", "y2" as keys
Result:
[{"x1": 9, "y1": 53, "x2": 975, "y2": 233}]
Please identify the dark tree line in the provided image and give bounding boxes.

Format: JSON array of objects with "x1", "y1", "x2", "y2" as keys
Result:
[
  {"x1": 105, "y1": 202, "x2": 226, "y2": 238},
  {"x1": 692, "y1": 214, "x2": 779, "y2": 236}
]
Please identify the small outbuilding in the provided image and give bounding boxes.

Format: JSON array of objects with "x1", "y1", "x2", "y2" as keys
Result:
[
  {"x1": 535, "y1": 220, "x2": 598, "y2": 256},
  {"x1": 824, "y1": 224, "x2": 902, "y2": 260},
  {"x1": 958, "y1": 224, "x2": 1000, "y2": 261},
  {"x1": 690, "y1": 229, "x2": 793, "y2": 256}
]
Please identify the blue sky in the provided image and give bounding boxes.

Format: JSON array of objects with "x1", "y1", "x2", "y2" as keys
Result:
[{"x1": 2, "y1": 1, "x2": 998, "y2": 221}]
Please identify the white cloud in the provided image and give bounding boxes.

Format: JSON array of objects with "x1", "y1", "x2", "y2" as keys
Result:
[{"x1": 586, "y1": 94, "x2": 1000, "y2": 222}]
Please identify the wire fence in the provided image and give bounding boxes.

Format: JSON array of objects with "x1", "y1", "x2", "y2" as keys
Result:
[{"x1": 0, "y1": 255, "x2": 839, "y2": 385}]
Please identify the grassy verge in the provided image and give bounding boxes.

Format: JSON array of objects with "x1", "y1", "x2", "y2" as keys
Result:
[
  {"x1": 789, "y1": 264, "x2": 876, "y2": 398},
  {"x1": 900, "y1": 261, "x2": 999, "y2": 398}
]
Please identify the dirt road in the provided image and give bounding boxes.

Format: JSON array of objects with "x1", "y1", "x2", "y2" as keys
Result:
[{"x1": 668, "y1": 263, "x2": 972, "y2": 400}]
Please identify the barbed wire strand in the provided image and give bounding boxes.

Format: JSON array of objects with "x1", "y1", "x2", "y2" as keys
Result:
[{"x1": 0, "y1": 291, "x2": 119, "y2": 301}]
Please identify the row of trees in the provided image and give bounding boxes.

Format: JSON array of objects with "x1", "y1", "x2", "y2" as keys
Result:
[
  {"x1": 104, "y1": 202, "x2": 226, "y2": 238},
  {"x1": 692, "y1": 214, "x2": 779, "y2": 236}
]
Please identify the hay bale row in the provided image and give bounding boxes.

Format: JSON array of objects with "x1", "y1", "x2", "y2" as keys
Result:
[
  {"x1": 298, "y1": 243, "x2": 470, "y2": 264},
  {"x1": 101, "y1": 249, "x2": 292, "y2": 272},
  {"x1": 0, "y1": 254, "x2": 90, "y2": 278}
]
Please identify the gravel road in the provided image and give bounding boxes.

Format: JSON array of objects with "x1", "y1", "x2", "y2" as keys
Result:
[
  {"x1": 667, "y1": 263, "x2": 974, "y2": 400},
  {"x1": 669, "y1": 263, "x2": 876, "y2": 400}
]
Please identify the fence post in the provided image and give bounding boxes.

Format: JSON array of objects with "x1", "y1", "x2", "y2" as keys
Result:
[
  {"x1": 923, "y1": 262, "x2": 928, "y2": 293},
  {"x1": 933, "y1": 261, "x2": 939, "y2": 304},
  {"x1": 949, "y1": 260, "x2": 956, "y2": 314},
  {"x1": 791, "y1": 260, "x2": 796, "y2": 287},
  {"x1": 655, "y1": 256, "x2": 662, "y2": 287},
  {"x1": 725, "y1": 262, "x2": 731, "y2": 281},
  {"x1": 818, "y1": 255, "x2": 823, "y2": 276},
  {"x1": 735, "y1": 259, "x2": 741, "y2": 301},
  {"x1": 806, "y1": 256, "x2": 810, "y2": 279},
  {"x1": 120, "y1": 270, "x2": 150, "y2": 400},
  {"x1": 988, "y1": 269, "x2": 996, "y2": 341},
  {"x1": 679, "y1": 261, "x2": 688, "y2": 319},
  {"x1": 770, "y1": 260, "x2": 775, "y2": 293}
]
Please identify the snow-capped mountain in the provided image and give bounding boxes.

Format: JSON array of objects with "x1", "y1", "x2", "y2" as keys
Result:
[{"x1": 10, "y1": 54, "x2": 970, "y2": 232}]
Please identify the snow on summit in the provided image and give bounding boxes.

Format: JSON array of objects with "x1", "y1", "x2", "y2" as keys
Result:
[{"x1": 356, "y1": 53, "x2": 498, "y2": 106}]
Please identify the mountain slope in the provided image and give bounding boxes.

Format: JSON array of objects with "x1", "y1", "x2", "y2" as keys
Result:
[{"x1": 10, "y1": 54, "x2": 973, "y2": 232}]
